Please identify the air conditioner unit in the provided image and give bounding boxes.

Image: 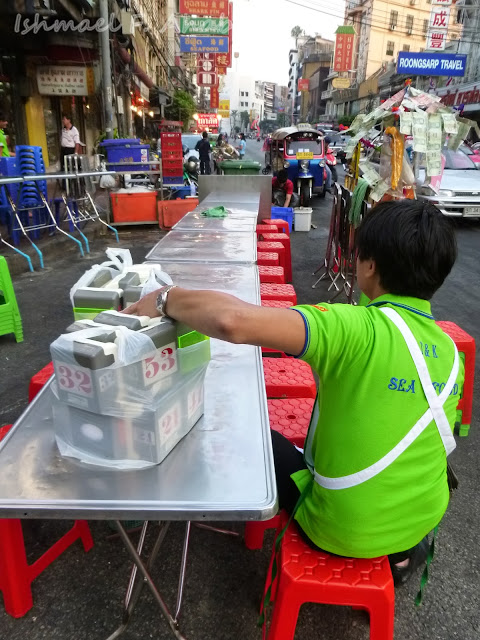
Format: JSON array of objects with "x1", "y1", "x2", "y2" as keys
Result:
[
  {"x1": 407, "y1": 28, "x2": 413, "y2": 35},
  {"x1": 389, "y1": 24, "x2": 396, "y2": 30},
  {"x1": 120, "y1": 10, "x2": 136, "y2": 36}
]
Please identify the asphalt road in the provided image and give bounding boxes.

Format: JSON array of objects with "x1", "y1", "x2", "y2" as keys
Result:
[{"x1": 0, "y1": 187, "x2": 479, "y2": 640}]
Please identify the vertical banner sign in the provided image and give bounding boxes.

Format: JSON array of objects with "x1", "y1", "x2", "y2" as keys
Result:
[
  {"x1": 426, "y1": 5, "x2": 450, "y2": 51},
  {"x1": 197, "y1": 72, "x2": 218, "y2": 87},
  {"x1": 333, "y1": 26, "x2": 355, "y2": 73},
  {"x1": 179, "y1": 0, "x2": 228, "y2": 18},
  {"x1": 210, "y1": 87, "x2": 219, "y2": 109},
  {"x1": 198, "y1": 56, "x2": 216, "y2": 73},
  {"x1": 227, "y1": 1, "x2": 233, "y2": 68},
  {"x1": 216, "y1": 53, "x2": 228, "y2": 72}
]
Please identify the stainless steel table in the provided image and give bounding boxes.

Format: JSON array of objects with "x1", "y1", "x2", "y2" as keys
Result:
[
  {"x1": 145, "y1": 230, "x2": 257, "y2": 264},
  {"x1": 173, "y1": 208, "x2": 257, "y2": 233},
  {"x1": 0, "y1": 263, "x2": 275, "y2": 638}
]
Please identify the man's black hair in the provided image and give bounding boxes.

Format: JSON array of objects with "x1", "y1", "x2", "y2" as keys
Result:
[
  {"x1": 277, "y1": 169, "x2": 288, "y2": 183},
  {"x1": 356, "y1": 199, "x2": 457, "y2": 300},
  {"x1": 202, "y1": 131, "x2": 208, "y2": 138},
  {"x1": 0, "y1": 113, "x2": 7, "y2": 121}
]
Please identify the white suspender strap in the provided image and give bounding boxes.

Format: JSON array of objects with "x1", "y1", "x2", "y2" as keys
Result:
[{"x1": 313, "y1": 307, "x2": 459, "y2": 491}]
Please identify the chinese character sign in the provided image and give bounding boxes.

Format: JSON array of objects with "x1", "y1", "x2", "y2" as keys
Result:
[
  {"x1": 426, "y1": 31, "x2": 447, "y2": 50},
  {"x1": 37, "y1": 66, "x2": 89, "y2": 96},
  {"x1": 333, "y1": 32, "x2": 355, "y2": 72},
  {"x1": 180, "y1": 36, "x2": 229, "y2": 53},
  {"x1": 298, "y1": 79, "x2": 310, "y2": 91},
  {"x1": 430, "y1": 6, "x2": 450, "y2": 29},
  {"x1": 179, "y1": 0, "x2": 228, "y2": 18},
  {"x1": 432, "y1": 0, "x2": 452, "y2": 5},
  {"x1": 180, "y1": 17, "x2": 229, "y2": 35},
  {"x1": 210, "y1": 87, "x2": 219, "y2": 109},
  {"x1": 197, "y1": 72, "x2": 218, "y2": 86}
]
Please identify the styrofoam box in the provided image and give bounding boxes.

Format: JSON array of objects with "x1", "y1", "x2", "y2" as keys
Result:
[
  {"x1": 294, "y1": 207, "x2": 313, "y2": 232},
  {"x1": 53, "y1": 366, "x2": 207, "y2": 466}
]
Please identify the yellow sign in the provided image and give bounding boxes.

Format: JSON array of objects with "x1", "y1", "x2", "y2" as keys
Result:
[
  {"x1": 219, "y1": 110, "x2": 230, "y2": 118},
  {"x1": 332, "y1": 77, "x2": 351, "y2": 89},
  {"x1": 219, "y1": 99, "x2": 230, "y2": 111},
  {"x1": 296, "y1": 152, "x2": 314, "y2": 160}
]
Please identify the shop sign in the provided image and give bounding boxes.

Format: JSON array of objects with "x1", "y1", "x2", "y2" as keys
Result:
[
  {"x1": 180, "y1": 36, "x2": 229, "y2": 53},
  {"x1": 196, "y1": 113, "x2": 220, "y2": 128},
  {"x1": 332, "y1": 77, "x2": 351, "y2": 89},
  {"x1": 426, "y1": 31, "x2": 447, "y2": 51},
  {"x1": 198, "y1": 57, "x2": 216, "y2": 73},
  {"x1": 218, "y1": 110, "x2": 230, "y2": 118},
  {"x1": 197, "y1": 72, "x2": 218, "y2": 86},
  {"x1": 432, "y1": 0, "x2": 452, "y2": 4},
  {"x1": 397, "y1": 52, "x2": 466, "y2": 76},
  {"x1": 210, "y1": 87, "x2": 219, "y2": 109},
  {"x1": 436, "y1": 81, "x2": 480, "y2": 110},
  {"x1": 333, "y1": 30, "x2": 355, "y2": 73},
  {"x1": 179, "y1": 0, "x2": 228, "y2": 17},
  {"x1": 37, "y1": 65, "x2": 89, "y2": 96},
  {"x1": 219, "y1": 99, "x2": 230, "y2": 111},
  {"x1": 298, "y1": 79, "x2": 310, "y2": 91},
  {"x1": 217, "y1": 66, "x2": 227, "y2": 75},
  {"x1": 180, "y1": 16, "x2": 229, "y2": 35},
  {"x1": 429, "y1": 6, "x2": 450, "y2": 29}
]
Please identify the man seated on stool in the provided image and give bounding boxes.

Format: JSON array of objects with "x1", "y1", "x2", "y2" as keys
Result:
[
  {"x1": 124, "y1": 200, "x2": 463, "y2": 587},
  {"x1": 272, "y1": 169, "x2": 300, "y2": 208}
]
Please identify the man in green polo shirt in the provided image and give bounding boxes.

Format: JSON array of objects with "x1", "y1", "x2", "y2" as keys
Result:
[
  {"x1": 0, "y1": 113, "x2": 11, "y2": 158},
  {"x1": 124, "y1": 199, "x2": 462, "y2": 586}
]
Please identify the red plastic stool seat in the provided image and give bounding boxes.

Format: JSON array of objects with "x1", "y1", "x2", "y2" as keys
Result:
[
  {"x1": 261, "y1": 300, "x2": 293, "y2": 309},
  {"x1": 245, "y1": 515, "x2": 281, "y2": 550},
  {"x1": 256, "y1": 224, "x2": 278, "y2": 235},
  {"x1": 262, "y1": 347, "x2": 292, "y2": 358},
  {"x1": 258, "y1": 242, "x2": 286, "y2": 280},
  {"x1": 258, "y1": 266, "x2": 286, "y2": 284},
  {"x1": 267, "y1": 398, "x2": 314, "y2": 446},
  {"x1": 257, "y1": 252, "x2": 280, "y2": 267},
  {"x1": 263, "y1": 359, "x2": 316, "y2": 399},
  {"x1": 263, "y1": 218, "x2": 290, "y2": 236},
  {"x1": 28, "y1": 362, "x2": 54, "y2": 403},
  {"x1": 0, "y1": 424, "x2": 93, "y2": 618},
  {"x1": 262, "y1": 513, "x2": 395, "y2": 640},
  {"x1": 261, "y1": 283, "x2": 297, "y2": 306},
  {"x1": 258, "y1": 233, "x2": 292, "y2": 282},
  {"x1": 436, "y1": 321, "x2": 475, "y2": 436}
]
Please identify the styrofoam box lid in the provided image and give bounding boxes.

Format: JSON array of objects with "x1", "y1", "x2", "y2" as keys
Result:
[{"x1": 294, "y1": 207, "x2": 313, "y2": 213}]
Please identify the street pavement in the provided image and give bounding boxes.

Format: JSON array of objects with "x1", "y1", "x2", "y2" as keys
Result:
[{"x1": 0, "y1": 181, "x2": 479, "y2": 640}]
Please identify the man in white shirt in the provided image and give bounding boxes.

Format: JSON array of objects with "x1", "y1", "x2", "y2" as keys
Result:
[{"x1": 60, "y1": 114, "x2": 82, "y2": 168}]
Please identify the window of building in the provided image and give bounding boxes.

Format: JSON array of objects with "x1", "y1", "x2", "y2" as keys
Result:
[
  {"x1": 406, "y1": 15, "x2": 414, "y2": 34},
  {"x1": 245, "y1": 102, "x2": 249, "y2": 107},
  {"x1": 403, "y1": 44, "x2": 410, "y2": 52},
  {"x1": 240, "y1": 101, "x2": 244, "y2": 107},
  {"x1": 456, "y1": 9, "x2": 464, "y2": 23},
  {"x1": 390, "y1": 10, "x2": 398, "y2": 29},
  {"x1": 386, "y1": 41, "x2": 395, "y2": 56},
  {"x1": 245, "y1": 91, "x2": 249, "y2": 96},
  {"x1": 240, "y1": 91, "x2": 244, "y2": 96},
  {"x1": 423, "y1": 19, "x2": 429, "y2": 34}
]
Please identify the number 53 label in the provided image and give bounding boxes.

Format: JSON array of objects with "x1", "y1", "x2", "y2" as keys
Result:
[{"x1": 142, "y1": 342, "x2": 178, "y2": 386}]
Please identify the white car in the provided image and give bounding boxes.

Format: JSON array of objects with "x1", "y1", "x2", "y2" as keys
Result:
[
  {"x1": 417, "y1": 148, "x2": 480, "y2": 218},
  {"x1": 181, "y1": 134, "x2": 202, "y2": 161}
]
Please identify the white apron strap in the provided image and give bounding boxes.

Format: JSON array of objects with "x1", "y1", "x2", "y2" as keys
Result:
[{"x1": 314, "y1": 307, "x2": 458, "y2": 491}]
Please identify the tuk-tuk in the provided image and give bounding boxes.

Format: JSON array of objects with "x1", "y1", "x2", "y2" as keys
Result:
[{"x1": 265, "y1": 126, "x2": 326, "y2": 205}]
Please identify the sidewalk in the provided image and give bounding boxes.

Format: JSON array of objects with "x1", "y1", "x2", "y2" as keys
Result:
[{"x1": 0, "y1": 198, "x2": 479, "y2": 640}]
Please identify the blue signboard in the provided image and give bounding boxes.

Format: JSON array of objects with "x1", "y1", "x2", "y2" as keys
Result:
[
  {"x1": 397, "y1": 52, "x2": 467, "y2": 77},
  {"x1": 179, "y1": 36, "x2": 229, "y2": 54}
]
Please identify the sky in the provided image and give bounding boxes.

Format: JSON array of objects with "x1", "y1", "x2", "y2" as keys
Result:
[{"x1": 231, "y1": 0, "x2": 346, "y2": 85}]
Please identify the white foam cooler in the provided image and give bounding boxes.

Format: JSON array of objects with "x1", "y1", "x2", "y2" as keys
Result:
[{"x1": 53, "y1": 365, "x2": 207, "y2": 467}]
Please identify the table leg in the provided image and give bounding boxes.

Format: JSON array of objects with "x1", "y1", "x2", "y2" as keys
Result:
[
  {"x1": 174, "y1": 521, "x2": 191, "y2": 622},
  {"x1": 111, "y1": 521, "x2": 187, "y2": 640}
]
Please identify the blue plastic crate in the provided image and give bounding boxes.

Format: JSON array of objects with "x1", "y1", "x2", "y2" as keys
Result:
[
  {"x1": 101, "y1": 139, "x2": 149, "y2": 171},
  {"x1": 163, "y1": 176, "x2": 184, "y2": 185},
  {"x1": 271, "y1": 206, "x2": 294, "y2": 233},
  {"x1": 171, "y1": 186, "x2": 192, "y2": 199}
]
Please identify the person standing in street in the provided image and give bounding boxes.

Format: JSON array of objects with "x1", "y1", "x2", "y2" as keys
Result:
[
  {"x1": 195, "y1": 131, "x2": 212, "y2": 175},
  {"x1": 236, "y1": 133, "x2": 246, "y2": 159},
  {"x1": 60, "y1": 114, "x2": 82, "y2": 169},
  {"x1": 0, "y1": 113, "x2": 13, "y2": 157}
]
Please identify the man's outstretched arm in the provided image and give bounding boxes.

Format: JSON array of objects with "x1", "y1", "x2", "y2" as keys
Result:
[{"x1": 123, "y1": 288, "x2": 306, "y2": 356}]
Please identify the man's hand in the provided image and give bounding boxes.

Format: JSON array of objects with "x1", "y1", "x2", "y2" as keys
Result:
[{"x1": 122, "y1": 289, "x2": 161, "y2": 317}]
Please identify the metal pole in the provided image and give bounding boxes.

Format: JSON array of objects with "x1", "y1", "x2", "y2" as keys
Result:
[
  {"x1": 100, "y1": 0, "x2": 114, "y2": 139},
  {"x1": 291, "y1": 60, "x2": 298, "y2": 126}
]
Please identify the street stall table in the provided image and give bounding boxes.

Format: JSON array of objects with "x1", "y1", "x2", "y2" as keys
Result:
[
  {"x1": 145, "y1": 230, "x2": 257, "y2": 264},
  {"x1": 0, "y1": 262, "x2": 276, "y2": 639},
  {"x1": 173, "y1": 207, "x2": 258, "y2": 233}
]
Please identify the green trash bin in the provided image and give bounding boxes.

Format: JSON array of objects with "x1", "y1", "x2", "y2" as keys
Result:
[{"x1": 218, "y1": 160, "x2": 261, "y2": 175}]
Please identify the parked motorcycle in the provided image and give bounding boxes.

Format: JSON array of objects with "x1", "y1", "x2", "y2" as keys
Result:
[
  {"x1": 184, "y1": 155, "x2": 199, "y2": 189},
  {"x1": 326, "y1": 148, "x2": 338, "y2": 183}
]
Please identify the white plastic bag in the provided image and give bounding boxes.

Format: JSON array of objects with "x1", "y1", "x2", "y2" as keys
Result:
[
  {"x1": 105, "y1": 247, "x2": 133, "y2": 272},
  {"x1": 140, "y1": 265, "x2": 173, "y2": 297}
]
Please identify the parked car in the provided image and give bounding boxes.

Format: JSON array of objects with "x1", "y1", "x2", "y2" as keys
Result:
[
  {"x1": 181, "y1": 134, "x2": 202, "y2": 161},
  {"x1": 459, "y1": 143, "x2": 480, "y2": 168},
  {"x1": 418, "y1": 148, "x2": 480, "y2": 218}
]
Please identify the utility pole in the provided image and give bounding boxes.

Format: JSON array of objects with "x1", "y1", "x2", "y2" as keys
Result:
[{"x1": 100, "y1": 0, "x2": 114, "y2": 138}]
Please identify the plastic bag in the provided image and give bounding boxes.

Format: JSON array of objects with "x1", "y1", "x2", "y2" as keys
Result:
[
  {"x1": 99, "y1": 174, "x2": 116, "y2": 189},
  {"x1": 105, "y1": 247, "x2": 133, "y2": 272},
  {"x1": 140, "y1": 265, "x2": 173, "y2": 298},
  {"x1": 70, "y1": 249, "x2": 134, "y2": 305}
]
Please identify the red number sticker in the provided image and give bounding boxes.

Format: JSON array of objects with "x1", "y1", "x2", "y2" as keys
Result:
[
  {"x1": 187, "y1": 386, "x2": 204, "y2": 421},
  {"x1": 57, "y1": 363, "x2": 93, "y2": 396},
  {"x1": 142, "y1": 342, "x2": 178, "y2": 385}
]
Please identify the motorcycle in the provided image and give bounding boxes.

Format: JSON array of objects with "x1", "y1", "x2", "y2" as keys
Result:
[
  {"x1": 326, "y1": 148, "x2": 338, "y2": 183},
  {"x1": 184, "y1": 154, "x2": 199, "y2": 190}
]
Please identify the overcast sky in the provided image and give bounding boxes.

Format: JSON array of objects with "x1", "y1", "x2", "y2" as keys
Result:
[{"x1": 231, "y1": 0, "x2": 346, "y2": 85}]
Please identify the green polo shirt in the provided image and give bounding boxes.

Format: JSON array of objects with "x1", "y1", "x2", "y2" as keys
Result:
[
  {"x1": 0, "y1": 128, "x2": 9, "y2": 157},
  {"x1": 291, "y1": 294, "x2": 464, "y2": 558}
]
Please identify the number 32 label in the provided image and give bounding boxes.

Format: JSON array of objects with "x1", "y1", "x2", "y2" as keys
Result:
[{"x1": 56, "y1": 362, "x2": 93, "y2": 397}]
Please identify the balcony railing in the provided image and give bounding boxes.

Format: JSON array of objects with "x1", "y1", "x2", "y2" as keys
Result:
[{"x1": 321, "y1": 89, "x2": 333, "y2": 100}]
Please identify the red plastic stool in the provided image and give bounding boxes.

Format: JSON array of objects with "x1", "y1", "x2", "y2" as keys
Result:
[
  {"x1": 263, "y1": 218, "x2": 290, "y2": 236},
  {"x1": 257, "y1": 252, "x2": 280, "y2": 267},
  {"x1": 262, "y1": 513, "x2": 395, "y2": 640},
  {"x1": 245, "y1": 515, "x2": 281, "y2": 550},
  {"x1": 436, "y1": 321, "x2": 475, "y2": 436},
  {"x1": 261, "y1": 300, "x2": 293, "y2": 309},
  {"x1": 256, "y1": 224, "x2": 278, "y2": 235},
  {"x1": 258, "y1": 242, "x2": 286, "y2": 280},
  {"x1": 258, "y1": 233, "x2": 292, "y2": 282},
  {"x1": 261, "y1": 283, "x2": 297, "y2": 306},
  {"x1": 0, "y1": 424, "x2": 12, "y2": 441},
  {"x1": 267, "y1": 398, "x2": 314, "y2": 446},
  {"x1": 263, "y1": 359, "x2": 316, "y2": 399},
  {"x1": 262, "y1": 347, "x2": 292, "y2": 358},
  {"x1": 0, "y1": 424, "x2": 94, "y2": 618},
  {"x1": 28, "y1": 362, "x2": 54, "y2": 403},
  {"x1": 258, "y1": 266, "x2": 286, "y2": 284}
]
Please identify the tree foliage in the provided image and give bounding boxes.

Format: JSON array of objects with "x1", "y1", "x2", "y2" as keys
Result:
[
  {"x1": 240, "y1": 110, "x2": 250, "y2": 130},
  {"x1": 291, "y1": 25, "x2": 304, "y2": 39},
  {"x1": 337, "y1": 115, "x2": 356, "y2": 127},
  {"x1": 165, "y1": 90, "x2": 197, "y2": 131}
]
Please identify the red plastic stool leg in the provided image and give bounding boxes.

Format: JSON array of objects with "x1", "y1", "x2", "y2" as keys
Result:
[
  {"x1": 267, "y1": 578, "x2": 302, "y2": 640},
  {"x1": 245, "y1": 515, "x2": 281, "y2": 550},
  {"x1": 0, "y1": 519, "x2": 34, "y2": 618},
  {"x1": 367, "y1": 594, "x2": 395, "y2": 640}
]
